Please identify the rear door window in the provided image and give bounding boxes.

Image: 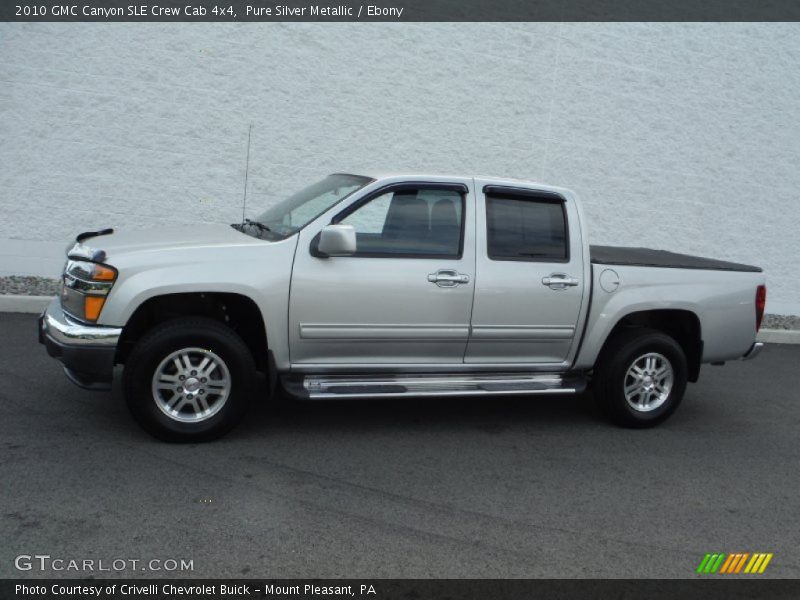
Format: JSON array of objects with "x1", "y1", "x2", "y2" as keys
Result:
[{"x1": 486, "y1": 192, "x2": 567, "y2": 261}]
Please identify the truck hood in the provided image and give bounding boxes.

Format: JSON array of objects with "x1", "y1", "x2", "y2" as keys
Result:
[{"x1": 68, "y1": 224, "x2": 264, "y2": 262}]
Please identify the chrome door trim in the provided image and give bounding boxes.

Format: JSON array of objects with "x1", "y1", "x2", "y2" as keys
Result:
[
  {"x1": 299, "y1": 323, "x2": 470, "y2": 340},
  {"x1": 289, "y1": 361, "x2": 571, "y2": 374},
  {"x1": 470, "y1": 325, "x2": 575, "y2": 340}
]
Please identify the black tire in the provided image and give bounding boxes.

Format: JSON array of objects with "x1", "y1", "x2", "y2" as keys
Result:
[
  {"x1": 593, "y1": 328, "x2": 688, "y2": 428},
  {"x1": 123, "y1": 317, "x2": 256, "y2": 442}
]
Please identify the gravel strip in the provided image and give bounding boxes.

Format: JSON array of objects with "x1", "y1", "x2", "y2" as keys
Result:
[
  {"x1": 1, "y1": 276, "x2": 798, "y2": 329},
  {"x1": 0, "y1": 276, "x2": 60, "y2": 296},
  {"x1": 762, "y1": 314, "x2": 800, "y2": 330}
]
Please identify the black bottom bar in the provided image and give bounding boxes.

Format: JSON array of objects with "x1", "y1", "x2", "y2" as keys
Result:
[{"x1": 3, "y1": 579, "x2": 800, "y2": 600}]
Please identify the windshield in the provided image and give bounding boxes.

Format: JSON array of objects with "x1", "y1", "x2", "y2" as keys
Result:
[{"x1": 252, "y1": 173, "x2": 372, "y2": 238}]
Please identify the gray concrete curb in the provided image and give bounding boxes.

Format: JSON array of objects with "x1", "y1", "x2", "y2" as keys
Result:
[
  {"x1": 0, "y1": 294, "x2": 53, "y2": 313},
  {"x1": 756, "y1": 329, "x2": 800, "y2": 345},
  {"x1": 2, "y1": 294, "x2": 799, "y2": 344}
]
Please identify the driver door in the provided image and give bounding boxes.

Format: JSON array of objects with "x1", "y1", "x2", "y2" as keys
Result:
[{"x1": 289, "y1": 179, "x2": 476, "y2": 367}]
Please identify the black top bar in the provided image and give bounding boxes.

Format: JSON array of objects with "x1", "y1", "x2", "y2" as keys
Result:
[{"x1": 4, "y1": 0, "x2": 800, "y2": 22}]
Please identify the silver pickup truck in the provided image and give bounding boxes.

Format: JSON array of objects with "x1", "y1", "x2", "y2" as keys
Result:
[{"x1": 39, "y1": 173, "x2": 766, "y2": 441}]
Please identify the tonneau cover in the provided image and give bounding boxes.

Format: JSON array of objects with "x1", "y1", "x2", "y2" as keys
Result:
[{"x1": 590, "y1": 245, "x2": 762, "y2": 273}]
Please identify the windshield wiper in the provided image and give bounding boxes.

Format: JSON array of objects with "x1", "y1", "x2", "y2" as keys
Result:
[
  {"x1": 231, "y1": 219, "x2": 273, "y2": 238},
  {"x1": 243, "y1": 218, "x2": 271, "y2": 233}
]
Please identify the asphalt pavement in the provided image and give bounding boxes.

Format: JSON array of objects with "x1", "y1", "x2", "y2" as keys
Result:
[{"x1": 1, "y1": 312, "x2": 799, "y2": 578}]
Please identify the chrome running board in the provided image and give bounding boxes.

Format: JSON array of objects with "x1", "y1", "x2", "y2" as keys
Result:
[{"x1": 284, "y1": 372, "x2": 586, "y2": 400}]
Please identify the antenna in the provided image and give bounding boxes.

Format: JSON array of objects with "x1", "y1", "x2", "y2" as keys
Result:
[{"x1": 241, "y1": 122, "x2": 253, "y2": 223}]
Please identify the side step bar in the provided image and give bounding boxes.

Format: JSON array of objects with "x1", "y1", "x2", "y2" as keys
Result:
[{"x1": 283, "y1": 373, "x2": 587, "y2": 400}]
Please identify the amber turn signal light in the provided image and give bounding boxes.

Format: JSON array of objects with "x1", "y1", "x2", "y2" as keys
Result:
[
  {"x1": 92, "y1": 264, "x2": 117, "y2": 281},
  {"x1": 84, "y1": 296, "x2": 107, "y2": 321}
]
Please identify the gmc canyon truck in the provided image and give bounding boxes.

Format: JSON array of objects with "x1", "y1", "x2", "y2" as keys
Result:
[{"x1": 39, "y1": 173, "x2": 766, "y2": 441}]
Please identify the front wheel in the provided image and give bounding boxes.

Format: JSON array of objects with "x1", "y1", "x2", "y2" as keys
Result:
[
  {"x1": 123, "y1": 317, "x2": 256, "y2": 442},
  {"x1": 594, "y1": 329, "x2": 688, "y2": 428}
]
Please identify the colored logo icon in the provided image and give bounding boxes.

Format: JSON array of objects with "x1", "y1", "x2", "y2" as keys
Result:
[{"x1": 697, "y1": 553, "x2": 773, "y2": 574}]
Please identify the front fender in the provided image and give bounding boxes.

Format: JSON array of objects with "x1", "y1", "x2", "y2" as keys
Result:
[{"x1": 97, "y1": 237, "x2": 298, "y2": 369}]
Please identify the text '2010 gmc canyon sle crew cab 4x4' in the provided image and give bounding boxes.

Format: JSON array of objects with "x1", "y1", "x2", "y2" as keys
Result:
[{"x1": 39, "y1": 173, "x2": 766, "y2": 441}]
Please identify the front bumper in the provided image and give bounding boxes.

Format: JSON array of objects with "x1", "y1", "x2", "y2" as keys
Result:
[{"x1": 38, "y1": 298, "x2": 122, "y2": 389}]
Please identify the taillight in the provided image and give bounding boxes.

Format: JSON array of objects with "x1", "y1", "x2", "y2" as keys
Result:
[{"x1": 755, "y1": 285, "x2": 766, "y2": 331}]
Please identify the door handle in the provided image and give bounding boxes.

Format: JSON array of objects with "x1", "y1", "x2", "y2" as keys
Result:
[
  {"x1": 428, "y1": 269, "x2": 470, "y2": 287},
  {"x1": 542, "y1": 273, "x2": 579, "y2": 290}
]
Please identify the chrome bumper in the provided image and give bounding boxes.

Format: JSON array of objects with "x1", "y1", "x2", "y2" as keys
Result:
[
  {"x1": 741, "y1": 341, "x2": 764, "y2": 361},
  {"x1": 40, "y1": 297, "x2": 122, "y2": 347},
  {"x1": 39, "y1": 298, "x2": 122, "y2": 389}
]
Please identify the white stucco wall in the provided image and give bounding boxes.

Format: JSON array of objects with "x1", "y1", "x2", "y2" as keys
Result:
[{"x1": 1, "y1": 22, "x2": 798, "y2": 314}]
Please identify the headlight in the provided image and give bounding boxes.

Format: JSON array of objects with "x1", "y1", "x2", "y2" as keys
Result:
[{"x1": 61, "y1": 259, "x2": 118, "y2": 323}]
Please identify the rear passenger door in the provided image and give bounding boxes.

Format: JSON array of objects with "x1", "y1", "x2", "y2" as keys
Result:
[{"x1": 465, "y1": 182, "x2": 587, "y2": 365}]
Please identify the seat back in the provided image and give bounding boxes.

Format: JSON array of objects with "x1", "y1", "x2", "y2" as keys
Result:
[
  {"x1": 429, "y1": 197, "x2": 461, "y2": 252},
  {"x1": 382, "y1": 192, "x2": 429, "y2": 242}
]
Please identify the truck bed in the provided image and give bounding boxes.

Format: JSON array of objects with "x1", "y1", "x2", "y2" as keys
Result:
[{"x1": 590, "y1": 246, "x2": 762, "y2": 273}]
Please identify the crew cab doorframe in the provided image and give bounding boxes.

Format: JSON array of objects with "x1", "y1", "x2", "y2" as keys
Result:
[
  {"x1": 286, "y1": 175, "x2": 479, "y2": 371},
  {"x1": 465, "y1": 178, "x2": 593, "y2": 370}
]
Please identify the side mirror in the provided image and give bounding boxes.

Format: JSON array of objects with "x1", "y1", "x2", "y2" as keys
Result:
[{"x1": 315, "y1": 224, "x2": 356, "y2": 257}]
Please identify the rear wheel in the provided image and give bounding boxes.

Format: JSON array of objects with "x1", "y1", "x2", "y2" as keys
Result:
[
  {"x1": 123, "y1": 317, "x2": 256, "y2": 442},
  {"x1": 594, "y1": 328, "x2": 688, "y2": 428}
]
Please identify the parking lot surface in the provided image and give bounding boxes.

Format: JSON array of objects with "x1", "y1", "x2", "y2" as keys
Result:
[{"x1": 1, "y1": 312, "x2": 799, "y2": 578}]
